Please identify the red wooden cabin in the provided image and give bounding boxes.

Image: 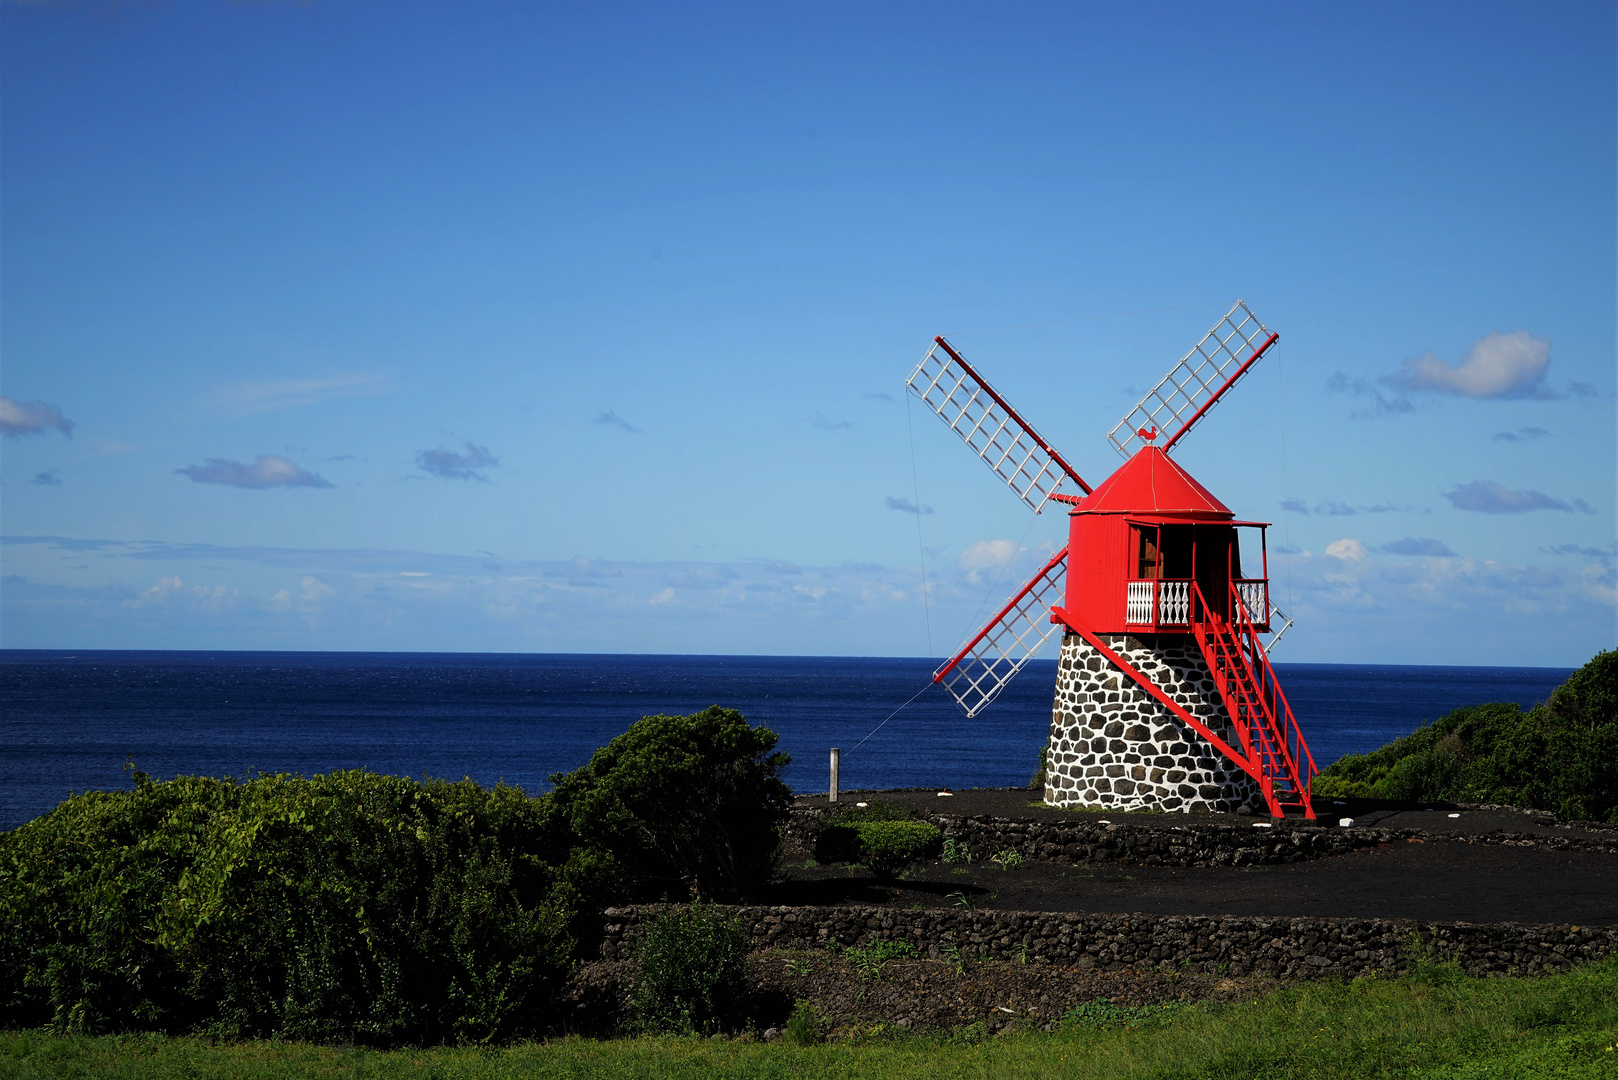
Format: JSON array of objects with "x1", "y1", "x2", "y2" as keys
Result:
[{"x1": 1060, "y1": 446, "x2": 1272, "y2": 635}]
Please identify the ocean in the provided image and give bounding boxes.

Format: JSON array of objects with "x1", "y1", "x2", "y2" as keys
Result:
[{"x1": 0, "y1": 650, "x2": 1575, "y2": 832}]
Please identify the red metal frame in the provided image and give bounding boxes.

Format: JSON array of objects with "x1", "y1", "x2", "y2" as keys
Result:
[
  {"x1": 934, "y1": 545, "x2": 1069, "y2": 683},
  {"x1": 933, "y1": 337, "x2": 1092, "y2": 495},
  {"x1": 1161, "y1": 332, "x2": 1279, "y2": 451},
  {"x1": 1189, "y1": 580, "x2": 1317, "y2": 818},
  {"x1": 1227, "y1": 583, "x2": 1317, "y2": 799}
]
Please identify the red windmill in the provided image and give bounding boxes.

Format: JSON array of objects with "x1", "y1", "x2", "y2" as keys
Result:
[{"x1": 906, "y1": 301, "x2": 1317, "y2": 819}]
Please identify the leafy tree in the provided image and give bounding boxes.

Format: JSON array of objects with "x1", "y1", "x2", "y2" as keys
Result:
[{"x1": 544, "y1": 706, "x2": 792, "y2": 902}]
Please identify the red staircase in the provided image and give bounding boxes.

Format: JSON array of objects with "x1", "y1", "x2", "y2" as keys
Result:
[{"x1": 1190, "y1": 583, "x2": 1318, "y2": 819}]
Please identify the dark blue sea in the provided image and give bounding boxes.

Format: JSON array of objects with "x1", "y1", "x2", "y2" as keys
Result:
[{"x1": 0, "y1": 651, "x2": 1575, "y2": 832}]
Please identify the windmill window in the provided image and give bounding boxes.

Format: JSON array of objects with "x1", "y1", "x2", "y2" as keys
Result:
[
  {"x1": 1161, "y1": 526, "x2": 1194, "y2": 579},
  {"x1": 1133, "y1": 526, "x2": 1160, "y2": 579}
]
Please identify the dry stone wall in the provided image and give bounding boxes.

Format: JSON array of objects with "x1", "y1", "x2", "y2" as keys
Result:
[
  {"x1": 601, "y1": 904, "x2": 1616, "y2": 980},
  {"x1": 783, "y1": 809, "x2": 1618, "y2": 868},
  {"x1": 1046, "y1": 632, "x2": 1263, "y2": 813}
]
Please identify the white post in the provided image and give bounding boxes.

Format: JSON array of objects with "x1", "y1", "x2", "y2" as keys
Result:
[{"x1": 829, "y1": 747, "x2": 840, "y2": 803}]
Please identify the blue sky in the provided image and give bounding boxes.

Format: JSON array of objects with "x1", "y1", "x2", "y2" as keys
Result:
[{"x1": 2, "y1": 0, "x2": 1612, "y2": 666}]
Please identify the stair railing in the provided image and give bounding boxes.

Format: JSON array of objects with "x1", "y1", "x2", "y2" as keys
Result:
[{"x1": 1226, "y1": 581, "x2": 1317, "y2": 815}]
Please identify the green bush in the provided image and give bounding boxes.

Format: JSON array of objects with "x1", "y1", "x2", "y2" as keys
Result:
[
  {"x1": 840, "y1": 939, "x2": 918, "y2": 980},
  {"x1": 0, "y1": 769, "x2": 593, "y2": 1043},
  {"x1": 0, "y1": 706, "x2": 794, "y2": 1044},
  {"x1": 1312, "y1": 650, "x2": 1618, "y2": 822},
  {"x1": 812, "y1": 800, "x2": 918, "y2": 865},
  {"x1": 825, "y1": 799, "x2": 919, "y2": 825},
  {"x1": 851, "y1": 821, "x2": 941, "y2": 879},
  {"x1": 545, "y1": 706, "x2": 792, "y2": 902},
  {"x1": 630, "y1": 901, "x2": 750, "y2": 1035},
  {"x1": 782, "y1": 999, "x2": 820, "y2": 1045},
  {"x1": 1029, "y1": 744, "x2": 1048, "y2": 790}
]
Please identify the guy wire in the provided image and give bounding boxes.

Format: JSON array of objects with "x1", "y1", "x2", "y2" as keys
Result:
[
  {"x1": 849, "y1": 680, "x2": 934, "y2": 754},
  {"x1": 1278, "y1": 352, "x2": 1295, "y2": 614}
]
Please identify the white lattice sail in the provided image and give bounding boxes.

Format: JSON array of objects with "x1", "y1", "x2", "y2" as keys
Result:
[
  {"x1": 1107, "y1": 301, "x2": 1279, "y2": 458},
  {"x1": 907, "y1": 337, "x2": 1087, "y2": 512},
  {"x1": 934, "y1": 548, "x2": 1068, "y2": 717},
  {"x1": 1267, "y1": 603, "x2": 1295, "y2": 649}
]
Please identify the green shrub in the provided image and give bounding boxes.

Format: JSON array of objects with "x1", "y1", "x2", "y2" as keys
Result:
[
  {"x1": 0, "y1": 706, "x2": 795, "y2": 1045},
  {"x1": 812, "y1": 800, "x2": 919, "y2": 865},
  {"x1": 630, "y1": 901, "x2": 750, "y2": 1035},
  {"x1": 783, "y1": 999, "x2": 820, "y2": 1045},
  {"x1": 841, "y1": 939, "x2": 918, "y2": 980},
  {"x1": 825, "y1": 799, "x2": 919, "y2": 825},
  {"x1": 990, "y1": 848, "x2": 1025, "y2": 870},
  {"x1": 1062, "y1": 996, "x2": 1184, "y2": 1030},
  {"x1": 1311, "y1": 650, "x2": 1618, "y2": 822},
  {"x1": 1029, "y1": 744, "x2": 1048, "y2": 790},
  {"x1": 850, "y1": 821, "x2": 941, "y2": 879},
  {"x1": 545, "y1": 706, "x2": 792, "y2": 902},
  {"x1": 0, "y1": 769, "x2": 591, "y2": 1043}
]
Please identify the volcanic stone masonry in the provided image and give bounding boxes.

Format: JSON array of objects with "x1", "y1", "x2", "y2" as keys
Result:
[
  {"x1": 1045, "y1": 631, "x2": 1263, "y2": 813},
  {"x1": 601, "y1": 906, "x2": 1618, "y2": 980},
  {"x1": 781, "y1": 810, "x2": 1618, "y2": 869}
]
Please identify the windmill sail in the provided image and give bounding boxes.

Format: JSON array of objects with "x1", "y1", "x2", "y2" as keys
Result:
[
  {"x1": 1106, "y1": 301, "x2": 1279, "y2": 458},
  {"x1": 933, "y1": 547, "x2": 1068, "y2": 717},
  {"x1": 907, "y1": 337, "x2": 1089, "y2": 512}
]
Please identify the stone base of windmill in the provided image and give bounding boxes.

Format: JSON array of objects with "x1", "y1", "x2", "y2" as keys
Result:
[{"x1": 1044, "y1": 632, "x2": 1265, "y2": 814}]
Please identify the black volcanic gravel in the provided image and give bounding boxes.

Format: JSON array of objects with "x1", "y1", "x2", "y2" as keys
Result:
[{"x1": 776, "y1": 789, "x2": 1618, "y2": 926}]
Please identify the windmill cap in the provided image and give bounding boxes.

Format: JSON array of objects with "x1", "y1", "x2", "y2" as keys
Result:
[{"x1": 1073, "y1": 445, "x2": 1233, "y2": 517}]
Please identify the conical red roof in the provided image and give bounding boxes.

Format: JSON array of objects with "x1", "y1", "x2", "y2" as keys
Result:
[{"x1": 1075, "y1": 445, "x2": 1232, "y2": 517}]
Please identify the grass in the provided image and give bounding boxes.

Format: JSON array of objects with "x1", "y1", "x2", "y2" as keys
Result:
[{"x1": 3, "y1": 958, "x2": 1616, "y2": 1079}]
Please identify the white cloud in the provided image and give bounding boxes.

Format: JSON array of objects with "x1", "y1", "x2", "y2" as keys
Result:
[
  {"x1": 1285, "y1": 546, "x2": 1614, "y2": 627},
  {"x1": 137, "y1": 576, "x2": 185, "y2": 602},
  {"x1": 959, "y1": 539, "x2": 1020, "y2": 573},
  {"x1": 205, "y1": 374, "x2": 389, "y2": 416},
  {"x1": 1385, "y1": 331, "x2": 1552, "y2": 398},
  {"x1": 177, "y1": 455, "x2": 334, "y2": 489},
  {"x1": 125, "y1": 575, "x2": 236, "y2": 610},
  {"x1": 301, "y1": 576, "x2": 335, "y2": 602},
  {"x1": 9, "y1": 535, "x2": 1608, "y2": 662},
  {"x1": 1324, "y1": 538, "x2": 1367, "y2": 561},
  {"x1": 1, "y1": 397, "x2": 74, "y2": 438},
  {"x1": 1578, "y1": 564, "x2": 1616, "y2": 608}
]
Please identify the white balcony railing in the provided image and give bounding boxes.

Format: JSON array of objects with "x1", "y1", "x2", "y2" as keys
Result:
[
  {"x1": 1126, "y1": 579, "x2": 1191, "y2": 625},
  {"x1": 1235, "y1": 580, "x2": 1267, "y2": 623},
  {"x1": 1158, "y1": 580, "x2": 1190, "y2": 624},
  {"x1": 1125, "y1": 579, "x2": 1264, "y2": 627},
  {"x1": 1126, "y1": 581, "x2": 1154, "y2": 624}
]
